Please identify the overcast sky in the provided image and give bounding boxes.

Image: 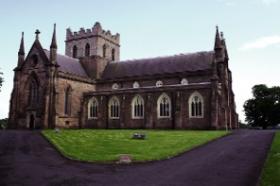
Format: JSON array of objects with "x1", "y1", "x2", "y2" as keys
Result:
[{"x1": 0, "y1": 0, "x2": 279, "y2": 122}]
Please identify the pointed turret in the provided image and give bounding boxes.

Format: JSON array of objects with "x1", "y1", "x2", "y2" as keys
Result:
[
  {"x1": 93, "y1": 21, "x2": 102, "y2": 34},
  {"x1": 214, "y1": 26, "x2": 222, "y2": 50},
  {"x1": 17, "y1": 32, "x2": 25, "y2": 66},
  {"x1": 214, "y1": 26, "x2": 224, "y2": 60},
  {"x1": 50, "y1": 24, "x2": 57, "y2": 64},
  {"x1": 221, "y1": 32, "x2": 229, "y2": 60},
  {"x1": 18, "y1": 32, "x2": 25, "y2": 55},
  {"x1": 50, "y1": 24, "x2": 57, "y2": 49}
]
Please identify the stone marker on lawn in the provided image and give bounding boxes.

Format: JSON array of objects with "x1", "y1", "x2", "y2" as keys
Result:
[
  {"x1": 132, "y1": 132, "x2": 146, "y2": 140},
  {"x1": 54, "y1": 128, "x2": 60, "y2": 134},
  {"x1": 118, "y1": 154, "x2": 132, "y2": 164}
]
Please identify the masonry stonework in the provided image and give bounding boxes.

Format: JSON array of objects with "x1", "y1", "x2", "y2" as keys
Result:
[{"x1": 8, "y1": 23, "x2": 238, "y2": 130}]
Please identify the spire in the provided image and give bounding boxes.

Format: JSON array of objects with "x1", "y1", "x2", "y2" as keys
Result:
[
  {"x1": 214, "y1": 26, "x2": 222, "y2": 50},
  {"x1": 35, "y1": 29, "x2": 41, "y2": 40},
  {"x1": 221, "y1": 32, "x2": 229, "y2": 60},
  {"x1": 50, "y1": 23, "x2": 57, "y2": 49},
  {"x1": 17, "y1": 32, "x2": 25, "y2": 67},
  {"x1": 50, "y1": 24, "x2": 57, "y2": 64},
  {"x1": 18, "y1": 32, "x2": 25, "y2": 55}
]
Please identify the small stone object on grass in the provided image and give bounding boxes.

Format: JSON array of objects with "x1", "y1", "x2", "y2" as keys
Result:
[
  {"x1": 118, "y1": 154, "x2": 132, "y2": 164},
  {"x1": 132, "y1": 132, "x2": 146, "y2": 140},
  {"x1": 54, "y1": 128, "x2": 60, "y2": 134}
]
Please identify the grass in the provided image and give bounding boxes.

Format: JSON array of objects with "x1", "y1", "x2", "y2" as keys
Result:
[
  {"x1": 42, "y1": 129, "x2": 229, "y2": 163},
  {"x1": 261, "y1": 132, "x2": 280, "y2": 186}
]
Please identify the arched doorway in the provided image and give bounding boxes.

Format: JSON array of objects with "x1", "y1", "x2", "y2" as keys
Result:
[{"x1": 29, "y1": 114, "x2": 35, "y2": 129}]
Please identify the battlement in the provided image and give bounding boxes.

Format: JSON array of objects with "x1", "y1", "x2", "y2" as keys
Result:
[{"x1": 66, "y1": 22, "x2": 120, "y2": 44}]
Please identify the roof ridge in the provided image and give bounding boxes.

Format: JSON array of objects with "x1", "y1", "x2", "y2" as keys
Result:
[
  {"x1": 102, "y1": 51, "x2": 213, "y2": 80},
  {"x1": 117, "y1": 51, "x2": 214, "y2": 63},
  {"x1": 44, "y1": 49, "x2": 79, "y2": 61}
]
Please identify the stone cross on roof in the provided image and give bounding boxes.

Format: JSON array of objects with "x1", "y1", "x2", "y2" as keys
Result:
[{"x1": 35, "y1": 29, "x2": 40, "y2": 40}]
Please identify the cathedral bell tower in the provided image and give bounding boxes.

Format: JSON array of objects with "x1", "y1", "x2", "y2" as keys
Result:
[
  {"x1": 65, "y1": 22, "x2": 120, "y2": 61},
  {"x1": 64, "y1": 22, "x2": 120, "y2": 79}
]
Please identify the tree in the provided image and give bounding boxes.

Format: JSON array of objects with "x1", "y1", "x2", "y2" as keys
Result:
[
  {"x1": 0, "y1": 118, "x2": 8, "y2": 129},
  {"x1": 244, "y1": 84, "x2": 280, "y2": 129},
  {"x1": 0, "y1": 69, "x2": 3, "y2": 92}
]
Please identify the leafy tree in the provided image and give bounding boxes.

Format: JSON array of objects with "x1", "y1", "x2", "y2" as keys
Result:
[
  {"x1": 244, "y1": 84, "x2": 280, "y2": 129},
  {"x1": 0, "y1": 118, "x2": 8, "y2": 129},
  {"x1": 0, "y1": 69, "x2": 3, "y2": 92}
]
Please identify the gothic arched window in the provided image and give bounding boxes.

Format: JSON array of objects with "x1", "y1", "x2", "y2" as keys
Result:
[
  {"x1": 132, "y1": 95, "x2": 144, "y2": 119},
  {"x1": 73, "y1": 45, "x2": 77, "y2": 58},
  {"x1": 189, "y1": 92, "x2": 204, "y2": 118},
  {"x1": 88, "y1": 97, "x2": 98, "y2": 119},
  {"x1": 109, "y1": 96, "x2": 120, "y2": 119},
  {"x1": 103, "y1": 44, "x2": 106, "y2": 58},
  {"x1": 111, "y1": 48, "x2": 115, "y2": 61},
  {"x1": 64, "y1": 86, "x2": 72, "y2": 116},
  {"x1": 85, "y1": 43, "x2": 90, "y2": 57},
  {"x1": 157, "y1": 93, "x2": 171, "y2": 118},
  {"x1": 29, "y1": 78, "x2": 39, "y2": 105}
]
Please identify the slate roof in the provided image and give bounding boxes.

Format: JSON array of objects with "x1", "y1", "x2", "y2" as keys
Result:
[
  {"x1": 44, "y1": 50, "x2": 88, "y2": 78},
  {"x1": 43, "y1": 50, "x2": 214, "y2": 80},
  {"x1": 102, "y1": 51, "x2": 214, "y2": 80}
]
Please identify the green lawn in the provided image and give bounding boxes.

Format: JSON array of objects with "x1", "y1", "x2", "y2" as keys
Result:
[
  {"x1": 42, "y1": 129, "x2": 229, "y2": 163},
  {"x1": 261, "y1": 132, "x2": 280, "y2": 186}
]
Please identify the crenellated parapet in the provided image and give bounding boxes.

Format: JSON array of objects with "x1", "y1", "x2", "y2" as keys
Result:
[{"x1": 66, "y1": 22, "x2": 120, "y2": 44}]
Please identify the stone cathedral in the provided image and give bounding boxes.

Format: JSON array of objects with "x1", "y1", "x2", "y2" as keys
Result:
[{"x1": 8, "y1": 22, "x2": 238, "y2": 129}]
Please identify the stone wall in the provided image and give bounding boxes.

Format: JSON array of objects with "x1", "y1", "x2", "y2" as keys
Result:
[
  {"x1": 83, "y1": 85, "x2": 212, "y2": 129},
  {"x1": 65, "y1": 22, "x2": 120, "y2": 61},
  {"x1": 9, "y1": 47, "x2": 50, "y2": 129},
  {"x1": 97, "y1": 74, "x2": 212, "y2": 91},
  {"x1": 55, "y1": 75, "x2": 95, "y2": 128}
]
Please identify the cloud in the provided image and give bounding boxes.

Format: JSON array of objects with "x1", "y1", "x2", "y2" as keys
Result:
[{"x1": 239, "y1": 35, "x2": 280, "y2": 51}]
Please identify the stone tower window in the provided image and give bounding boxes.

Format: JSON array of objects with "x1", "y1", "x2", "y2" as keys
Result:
[
  {"x1": 157, "y1": 93, "x2": 171, "y2": 118},
  {"x1": 103, "y1": 44, "x2": 106, "y2": 58},
  {"x1": 64, "y1": 86, "x2": 72, "y2": 116},
  {"x1": 132, "y1": 95, "x2": 144, "y2": 119},
  {"x1": 72, "y1": 45, "x2": 77, "y2": 58},
  {"x1": 189, "y1": 92, "x2": 204, "y2": 118},
  {"x1": 85, "y1": 43, "x2": 90, "y2": 57},
  {"x1": 88, "y1": 97, "x2": 98, "y2": 119},
  {"x1": 109, "y1": 96, "x2": 120, "y2": 119},
  {"x1": 112, "y1": 48, "x2": 115, "y2": 61}
]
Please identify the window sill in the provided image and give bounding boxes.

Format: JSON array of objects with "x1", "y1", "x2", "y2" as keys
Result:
[
  {"x1": 158, "y1": 116, "x2": 171, "y2": 119},
  {"x1": 190, "y1": 116, "x2": 204, "y2": 119},
  {"x1": 109, "y1": 118, "x2": 120, "y2": 120},
  {"x1": 88, "y1": 117, "x2": 98, "y2": 120},
  {"x1": 132, "y1": 117, "x2": 144, "y2": 120}
]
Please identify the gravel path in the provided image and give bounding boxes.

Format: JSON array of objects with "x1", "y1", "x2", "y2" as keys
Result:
[{"x1": 0, "y1": 130, "x2": 274, "y2": 186}]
